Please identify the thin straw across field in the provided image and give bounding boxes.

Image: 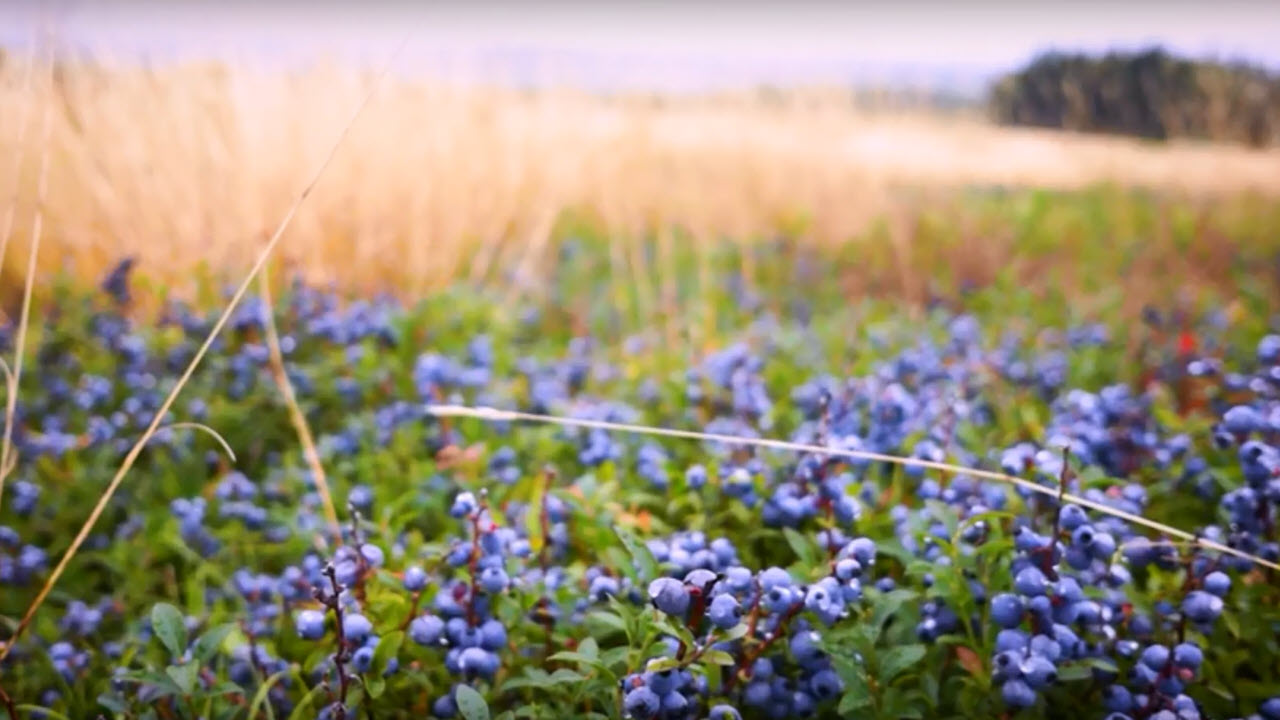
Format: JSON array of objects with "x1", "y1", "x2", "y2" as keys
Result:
[{"x1": 1, "y1": 57, "x2": 1280, "y2": 304}]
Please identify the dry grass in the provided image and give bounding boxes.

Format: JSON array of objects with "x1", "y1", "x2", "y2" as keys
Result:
[{"x1": 1, "y1": 57, "x2": 1280, "y2": 304}]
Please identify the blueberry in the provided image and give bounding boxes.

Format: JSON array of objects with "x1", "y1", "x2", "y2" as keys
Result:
[
  {"x1": 457, "y1": 647, "x2": 498, "y2": 678},
  {"x1": 623, "y1": 686, "x2": 661, "y2": 719},
  {"x1": 990, "y1": 593, "x2": 1024, "y2": 628},
  {"x1": 993, "y1": 650, "x2": 1023, "y2": 681},
  {"x1": 1101, "y1": 684, "x2": 1134, "y2": 712},
  {"x1": 647, "y1": 578, "x2": 690, "y2": 617},
  {"x1": 743, "y1": 680, "x2": 772, "y2": 708},
  {"x1": 1020, "y1": 655, "x2": 1057, "y2": 689},
  {"x1": 1182, "y1": 590, "x2": 1224, "y2": 624},
  {"x1": 410, "y1": 615, "x2": 445, "y2": 646},
  {"x1": 479, "y1": 619, "x2": 507, "y2": 651},
  {"x1": 343, "y1": 613, "x2": 373, "y2": 643},
  {"x1": 1202, "y1": 571, "x2": 1230, "y2": 597},
  {"x1": 295, "y1": 609, "x2": 326, "y2": 640},
  {"x1": 1071, "y1": 525, "x2": 1095, "y2": 547},
  {"x1": 847, "y1": 537, "x2": 877, "y2": 565},
  {"x1": 360, "y1": 543, "x2": 385, "y2": 568},
  {"x1": 1089, "y1": 532, "x2": 1117, "y2": 559},
  {"x1": 1223, "y1": 405, "x2": 1262, "y2": 435},
  {"x1": 1140, "y1": 644, "x2": 1170, "y2": 671},
  {"x1": 1002, "y1": 678, "x2": 1036, "y2": 708},
  {"x1": 352, "y1": 644, "x2": 375, "y2": 673},
  {"x1": 708, "y1": 705, "x2": 743, "y2": 720},
  {"x1": 432, "y1": 692, "x2": 457, "y2": 718},
  {"x1": 809, "y1": 668, "x2": 843, "y2": 700},
  {"x1": 660, "y1": 691, "x2": 688, "y2": 714},
  {"x1": 996, "y1": 629, "x2": 1029, "y2": 653},
  {"x1": 708, "y1": 594, "x2": 742, "y2": 629},
  {"x1": 1172, "y1": 642, "x2": 1203, "y2": 670},
  {"x1": 450, "y1": 492, "x2": 478, "y2": 518},
  {"x1": 1014, "y1": 566, "x2": 1048, "y2": 597},
  {"x1": 346, "y1": 484, "x2": 373, "y2": 511},
  {"x1": 1059, "y1": 504, "x2": 1087, "y2": 530},
  {"x1": 834, "y1": 558, "x2": 862, "y2": 581},
  {"x1": 762, "y1": 584, "x2": 797, "y2": 614},
  {"x1": 404, "y1": 566, "x2": 428, "y2": 592},
  {"x1": 478, "y1": 567, "x2": 509, "y2": 594}
]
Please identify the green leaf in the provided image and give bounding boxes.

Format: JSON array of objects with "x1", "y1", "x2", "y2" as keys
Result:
[
  {"x1": 881, "y1": 687, "x2": 925, "y2": 719},
  {"x1": 550, "y1": 668, "x2": 587, "y2": 682},
  {"x1": 652, "y1": 616, "x2": 696, "y2": 648},
  {"x1": 151, "y1": 603, "x2": 188, "y2": 658},
  {"x1": 455, "y1": 684, "x2": 491, "y2": 720},
  {"x1": 193, "y1": 623, "x2": 234, "y2": 664},
  {"x1": 247, "y1": 670, "x2": 290, "y2": 717},
  {"x1": 287, "y1": 683, "x2": 328, "y2": 720},
  {"x1": 123, "y1": 669, "x2": 184, "y2": 699},
  {"x1": 702, "y1": 649, "x2": 736, "y2": 666},
  {"x1": 645, "y1": 657, "x2": 681, "y2": 673},
  {"x1": 166, "y1": 663, "x2": 198, "y2": 695},
  {"x1": 585, "y1": 611, "x2": 628, "y2": 638},
  {"x1": 577, "y1": 636, "x2": 599, "y2": 661},
  {"x1": 547, "y1": 651, "x2": 602, "y2": 667},
  {"x1": 868, "y1": 589, "x2": 918, "y2": 644},
  {"x1": 366, "y1": 674, "x2": 387, "y2": 699},
  {"x1": 831, "y1": 654, "x2": 866, "y2": 686},
  {"x1": 206, "y1": 682, "x2": 244, "y2": 697},
  {"x1": 615, "y1": 526, "x2": 658, "y2": 581},
  {"x1": 1056, "y1": 663, "x2": 1095, "y2": 682},
  {"x1": 783, "y1": 527, "x2": 817, "y2": 568},
  {"x1": 877, "y1": 644, "x2": 926, "y2": 682},
  {"x1": 96, "y1": 694, "x2": 127, "y2": 713},
  {"x1": 372, "y1": 630, "x2": 405, "y2": 676},
  {"x1": 838, "y1": 685, "x2": 872, "y2": 715}
]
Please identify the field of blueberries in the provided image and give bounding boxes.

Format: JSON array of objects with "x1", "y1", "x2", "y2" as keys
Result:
[{"x1": 2, "y1": 224, "x2": 1280, "y2": 720}]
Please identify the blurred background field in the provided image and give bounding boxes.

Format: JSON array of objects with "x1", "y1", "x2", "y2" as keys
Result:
[{"x1": 2, "y1": 5, "x2": 1280, "y2": 323}]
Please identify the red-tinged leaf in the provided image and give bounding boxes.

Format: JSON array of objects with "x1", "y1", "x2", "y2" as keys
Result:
[{"x1": 955, "y1": 646, "x2": 984, "y2": 677}]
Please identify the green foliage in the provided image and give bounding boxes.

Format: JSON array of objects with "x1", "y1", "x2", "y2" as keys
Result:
[
  {"x1": 3, "y1": 209, "x2": 1280, "y2": 719},
  {"x1": 991, "y1": 47, "x2": 1280, "y2": 146}
]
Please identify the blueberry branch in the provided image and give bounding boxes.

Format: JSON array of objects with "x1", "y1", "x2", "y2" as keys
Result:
[
  {"x1": 465, "y1": 492, "x2": 490, "y2": 628},
  {"x1": 727, "y1": 598, "x2": 804, "y2": 691},
  {"x1": 315, "y1": 563, "x2": 352, "y2": 720},
  {"x1": 0, "y1": 682, "x2": 16, "y2": 720}
]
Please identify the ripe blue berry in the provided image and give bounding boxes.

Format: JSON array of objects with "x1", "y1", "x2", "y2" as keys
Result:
[
  {"x1": 343, "y1": 613, "x2": 373, "y2": 643},
  {"x1": 647, "y1": 578, "x2": 690, "y2": 617},
  {"x1": 1020, "y1": 655, "x2": 1057, "y2": 689},
  {"x1": 410, "y1": 615, "x2": 445, "y2": 646},
  {"x1": 478, "y1": 566, "x2": 509, "y2": 594},
  {"x1": 1182, "y1": 590, "x2": 1224, "y2": 624},
  {"x1": 990, "y1": 593, "x2": 1024, "y2": 628},
  {"x1": 450, "y1": 492, "x2": 478, "y2": 518},
  {"x1": 1202, "y1": 571, "x2": 1230, "y2": 597},
  {"x1": 708, "y1": 594, "x2": 742, "y2": 629},
  {"x1": 708, "y1": 705, "x2": 743, "y2": 720},
  {"x1": 1172, "y1": 642, "x2": 1203, "y2": 670},
  {"x1": 623, "y1": 686, "x2": 661, "y2": 719},
  {"x1": 295, "y1": 609, "x2": 326, "y2": 640},
  {"x1": 1140, "y1": 644, "x2": 1170, "y2": 670},
  {"x1": 404, "y1": 566, "x2": 428, "y2": 592},
  {"x1": 1002, "y1": 678, "x2": 1036, "y2": 708},
  {"x1": 1014, "y1": 566, "x2": 1048, "y2": 596}
]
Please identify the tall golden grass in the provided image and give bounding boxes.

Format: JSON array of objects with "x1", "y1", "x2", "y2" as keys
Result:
[{"x1": 2, "y1": 56, "x2": 1280, "y2": 305}]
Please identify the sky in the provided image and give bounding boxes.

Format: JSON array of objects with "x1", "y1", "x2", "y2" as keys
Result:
[{"x1": 3, "y1": 2, "x2": 1279, "y2": 93}]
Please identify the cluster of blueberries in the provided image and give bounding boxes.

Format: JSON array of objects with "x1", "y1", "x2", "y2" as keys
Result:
[{"x1": 2, "y1": 265, "x2": 1280, "y2": 720}]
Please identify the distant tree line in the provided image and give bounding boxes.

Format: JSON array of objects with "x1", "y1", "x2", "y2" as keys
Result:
[{"x1": 989, "y1": 47, "x2": 1280, "y2": 147}]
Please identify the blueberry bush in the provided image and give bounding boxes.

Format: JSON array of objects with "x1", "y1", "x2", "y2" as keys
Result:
[{"x1": 1, "y1": 254, "x2": 1279, "y2": 720}]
